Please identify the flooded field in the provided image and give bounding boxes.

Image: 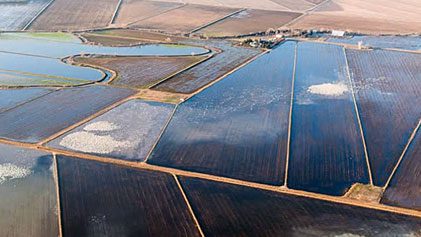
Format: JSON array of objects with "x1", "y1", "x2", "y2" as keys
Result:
[
  {"x1": 0, "y1": 88, "x2": 52, "y2": 113},
  {"x1": 48, "y1": 100, "x2": 174, "y2": 161},
  {"x1": 74, "y1": 55, "x2": 205, "y2": 88},
  {"x1": 154, "y1": 40, "x2": 260, "y2": 93},
  {"x1": 0, "y1": 0, "x2": 51, "y2": 30},
  {"x1": 288, "y1": 42, "x2": 368, "y2": 196},
  {"x1": 327, "y1": 35, "x2": 421, "y2": 51},
  {"x1": 382, "y1": 128, "x2": 421, "y2": 210},
  {"x1": 0, "y1": 86, "x2": 135, "y2": 143},
  {"x1": 0, "y1": 33, "x2": 209, "y2": 87},
  {"x1": 180, "y1": 177, "x2": 421, "y2": 236},
  {"x1": 149, "y1": 41, "x2": 296, "y2": 185},
  {"x1": 57, "y1": 156, "x2": 200, "y2": 236},
  {"x1": 346, "y1": 49, "x2": 421, "y2": 186},
  {"x1": 0, "y1": 144, "x2": 58, "y2": 237}
]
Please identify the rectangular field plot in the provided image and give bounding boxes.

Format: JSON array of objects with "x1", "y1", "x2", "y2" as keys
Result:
[
  {"x1": 148, "y1": 0, "x2": 291, "y2": 11},
  {"x1": 29, "y1": 0, "x2": 119, "y2": 31},
  {"x1": 114, "y1": 0, "x2": 183, "y2": 25},
  {"x1": 381, "y1": 128, "x2": 421, "y2": 210},
  {"x1": 0, "y1": 88, "x2": 52, "y2": 113},
  {"x1": 57, "y1": 156, "x2": 200, "y2": 236},
  {"x1": 0, "y1": 86, "x2": 135, "y2": 143},
  {"x1": 327, "y1": 36, "x2": 421, "y2": 51},
  {"x1": 0, "y1": 0, "x2": 51, "y2": 30},
  {"x1": 198, "y1": 9, "x2": 301, "y2": 37},
  {"x1": 0, "y1": 144, "x2": 58, "y2": 237},
  {"x1": 180, "y1": 177, "x2": 421, "y2": 237},
  {"x1": 48, "y1": 100, "x2": 174, "y2": 161},
  {"x1": 288, "y1": 42, "x2": 368, "y2": 196},
  {"x1": 74, "y1": 56, "x2": 205, "y2": 88},
  {"x1": 149, "y1": 41, "x2": 296, "y2": 185},
  {"x1": 346, "y1": 49, "x2": 421, "y2": 186},
  {"x1": 132, "y1": 4, "x2": 239, "y2": 33},
  {"x1": 153, "y1": 40, "x2": 260, "y2": 93},
  {"x1": 270, "y1": 0, "x2": 315, "y2": 11}
]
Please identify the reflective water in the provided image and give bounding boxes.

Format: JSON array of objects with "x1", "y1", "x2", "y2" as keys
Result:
[{"x1": 327, "y1": 35, "x2": 421, "y2": 51}]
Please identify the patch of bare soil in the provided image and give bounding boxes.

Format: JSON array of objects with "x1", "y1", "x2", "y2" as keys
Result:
[
  {"x1": 137, "y1": 89, "x2": 189, "y2": 104},
  {"x1": 345, "y1": 183, "x2": 384, "y2": 203}
]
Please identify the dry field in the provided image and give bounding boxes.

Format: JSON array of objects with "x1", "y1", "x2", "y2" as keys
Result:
[
  {"x1": 131, "y1": 4, "x2": 239, "y2": 33},
  {"x1": 113, "y1": 0, "x2": 183, "y2": 26},
  {"x1": 74, "y1": 55, "x2": 206, "y2": 88},
  {"x1": 148, "y1": 0, "x2": 292, "y2": 11},
  {"x1": 30, "y1": 0, "x2": 119, "y2": 31},
  {"x1": 291, "y1": 0, "x2": 421, "y2": 34},
  {"x1": 199, "y1": 9, "x2": 301, "y2": 37},
  {"x1": 270, "y1": 0, "x2": 316, "y2": 11}
]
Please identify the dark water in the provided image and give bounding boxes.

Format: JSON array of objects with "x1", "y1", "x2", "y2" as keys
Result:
[
  {"x1": 381, "y1": 128, "x2": 421, "y2": 210},
  {"x1": 181, "y1": 177, "x2": 421, "y2": 237},
  {"x1": 0, "y1": 143, "x2": 58, "y2": 237},
  {"x1": 57, "y1": 156, "x2": 200, "y2": 237},
  {"x1": 149, "y1": 41, "x2": 296, "y2": 185},
  {"x1": 346, "y1": 49, "x2": 421, "y2": 186},
  {"x1": 288, "y1": 42, "x2": 369, "y2": 196},
  {"x1": 0, "y1": 88, "x2": 52, "y2": 113},
  {"x1": 0, "y1": 86, "x2": 135, "y2": 143},
  {"x1": 327, "y1": 35, "x2": 421, "y2": 51}
]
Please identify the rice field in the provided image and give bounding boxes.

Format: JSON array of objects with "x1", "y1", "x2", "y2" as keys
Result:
[
  {"x1": 148, "y1": 41, "x2": 296, "y2": 185},
  {"x1": 198, "y1": 9, "x2": 301, "y2": 37},
  {"x1": 29, "y1": 0, "x2": 120, "y2": 31},
  {"x1": 180, "y1": 177, "x2": 421, "y2": 236},
  {"x1": 153, "y1": 40, "x2": 260, "y2": 93},
  {"x1": 287, "y1": 42, "x2": 369, "y2": 196},
  {"x1": 131, "y1": 4, "x2": 239, "y2": 33},
  {"x1": 57, "y1": 156, "x2": 201, "y2": 236},
  {"x1": 327, "y1": 35, "x2": 421, "y2": 51},
  {"x1": 381, "y1": 128, "x2": 421, "y2": 210},
  {"x1": 0, "y1": 0, "x2": 51, "y2": 30},
  {"x1": 346, "y1": 49, "x2": 421, "y2": 186},
  {"x1": 0, "y1": 143, "x2": 58, "y2": 237},
  {"x1": 74, "y1": 55, "x2": 206, "y2": 88},
  {"x1": 48, "y1": 100, "x2": 174, "y2": 161},
  {"x1": 0, "y1": 88, "x2": 52, "y2": 113},
  {"x1": 0, "y1": 86, "x2": 135, "y2": 143}
]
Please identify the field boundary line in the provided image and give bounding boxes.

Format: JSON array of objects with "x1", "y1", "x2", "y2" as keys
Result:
[
  {"x1": 173, "y1": 175, "x2": 205, "y2": 237},
  {"x1": 22, "y1": 0, "x2": 56, "y2": 31},
  {"x1": 110, "y1": 0, "x2": 123, "y2": 25},
  {"x1": 143, "y1": 104, "x2": 179, "y2": 163},
  {"x1": 189, "y1": 8, "x2": 246, "y2": 35},
  {"x1": 283, "y1": 0, "x2": 331, "y2": 27},
  {"x1": 149, "y1": 54, "x2": 215, "y2": 89},
  {"x1": 184, "y1": 49, "x2": 269, "y2": 102},
  {"x1": 284, "y1": 42, "x2": 298, "y2": 187},
  {"x1": 343, "y1": 47, "x2": 373, "y2": 185},
  {"x1": 127, "y1": 3, "x2": 187, "y2": 27},
  {"x1": 0, "y1": 138, "x2": 420, "y2": 218},
  {"x1": 268, "y1": 0, "x2": 294, "y2": 11},
  {"x1": 383, "y1": 119, "x2": 421, "y2": 189},
  {"x1": 0, "y1": 89, "x2": 56, "y2": 115},
  {"x1": 52, "y1": 154, "x2": 63, "y2": 237},
  {"x1": 38, "y1": 94, "x2": 137, "y2": 146}
]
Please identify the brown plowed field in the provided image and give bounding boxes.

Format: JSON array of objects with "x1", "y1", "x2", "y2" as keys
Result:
[
  {"x1": 199, "y1": 9, "x2": 301, "y2": 37},
  {"x1": 291, "y1": 0, "x2": 421, "y2": 34},
  {"x1": 148, "y1": 0, "x2": 291, "y2": 11},
  {"x1": 270, "y1": 0, "x2": 315, "y2": 11},
  {"x1": 131, "y1": 4, "x2": 239, "y2": 33},
  {"x1": 30, "y1": 0, "x2": 119, "y2": 31},
  {"x1": 114, "y1": 0, "x2": 183, "y2": 26}
]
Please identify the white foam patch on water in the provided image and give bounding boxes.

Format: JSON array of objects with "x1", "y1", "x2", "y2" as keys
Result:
[
  {"x1": 83, "y1": 121, "x2": 119, "y2": 132},
  {"x1": 0, "y1": 163, "x2": 31, "y2": 184},
  {"x1": 59, "y1": 131, "x2": 130, "y2": 154},
  {"x1": 308, "y1": 83, "x2": 349, "y2": 96}
]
